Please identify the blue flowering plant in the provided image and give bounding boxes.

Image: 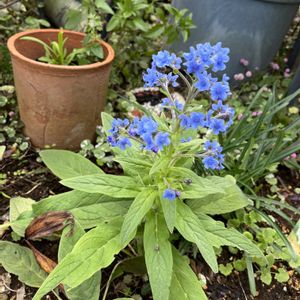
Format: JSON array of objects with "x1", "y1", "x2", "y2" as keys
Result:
[{"x1": 14, "y1": 44, "x2": 266, "y2": 300}]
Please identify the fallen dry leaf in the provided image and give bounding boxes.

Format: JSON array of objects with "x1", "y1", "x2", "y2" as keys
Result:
[
  {"x1": 26, "y1": 242, "x2": 65, "y2": 294},
  {"x1": 26, "y1": 241, "x2": 57, "y2": 274},
  {"x1": 25, "y1": 211, "x2": 74, "y2": 240}
]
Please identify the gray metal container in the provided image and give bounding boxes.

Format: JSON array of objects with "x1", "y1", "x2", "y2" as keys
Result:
[{"x1": 172, "y1": 0, "x2": 300, "y2": 79}]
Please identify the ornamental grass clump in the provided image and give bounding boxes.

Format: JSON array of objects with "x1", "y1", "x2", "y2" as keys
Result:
[{"x1": 3, "y1": 43, "x2": 266, "y2": 300}]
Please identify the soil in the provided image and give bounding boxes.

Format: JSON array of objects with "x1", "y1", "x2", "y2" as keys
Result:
[{"x1": 1, "y1": 147, "x2": 300, "y2": 300}]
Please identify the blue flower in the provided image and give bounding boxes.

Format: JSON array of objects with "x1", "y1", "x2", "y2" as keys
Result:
[
  {"x1": 210, "y1": 82, "x2": 230, "y2": 101},
  {"x1": 181, "y1": 137, "x2": 192, "y2": 143},
  {"x1": 190, "y1": 112, "x2": 206, "y2": 129},
  {"x1": 208, "y1": 118, "x2": 226, "y2": 134},
  {"x1": 175, "y1": 100, "x2": 184, "y2": 111},
  {"x1": 212, "y1": 42, "x2": 230, "y2": 72},
  {"x1": 116, "y1": 137, "x2": 132, "y2": 150},
  {"x1": 163, "y1": 189, "x2": 176, "y2": 201},
  {"x1": 141, "y1": 133, "x2": 155, "y2": 151},
  {"x1": 107, "y1": 135, "x2": 117, "y2": 147},
  {"x1": 137, "y1": 116, "x2": 158, "y2": 135},
  {"x1": 179, "y1": 114, "x2": 191, "y2": 129},
  {"x1": 161, "y1": 98, "x2": 171, "y2": 107},
  {"x1": 152, "y1": 51, "x2": 182, "y2": 69},
  {"x1": 204, "y1": 140, "x2": 221, "y2": 152},
  {"x1": 202, "y1": 156, "x2": 219, "y2": 170},
  {"x1": 155, "y1": 132, "x2": 170, "y2": 150},
  {"x1": 195, "y1": 73, "x2": 211, "y2": 92}
]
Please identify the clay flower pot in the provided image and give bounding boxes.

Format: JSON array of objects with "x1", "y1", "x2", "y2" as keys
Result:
[{"x1": 7, "y1": 29, "x2": 114, "y2": 150}]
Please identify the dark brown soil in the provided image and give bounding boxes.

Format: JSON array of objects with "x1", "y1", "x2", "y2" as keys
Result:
[{"x1": 0, "y1": 149, "x2": 300, "y2": 300}]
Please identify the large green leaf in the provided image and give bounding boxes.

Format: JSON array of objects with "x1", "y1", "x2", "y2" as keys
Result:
[
  {"x1": 175, "y1": 201, "x2": 218, "y2": 272},
  {"x1": 195, "y1": 213, "x2": 265, "y2": 259},
  {"x1": 61, "y1": 174, "x2": 141, "y2": 198},
  {"x1": 58, "y1": 222, "x2": 101, "y2": 300},
  {"x1": 144, "y1": 212, "x2": 172, "y2": 300},
  {"x1": 72, "y1": 202, "x2": 129, "y2": 229},
  {"x1": 40, "y1": 150, "x2": 103, "y2": 179},
  {"x1": 187, "y1": 176, "x2": 250, "y2": 214},
  {"x1": 170, "y1": 247, "x2": 207, "y2": 300},
  {"x1": 33, "y1": 191, "x2": 128, "y2": 215},
  {"x1": 120, "y1": 188, "x2": 157, "y2": 244},
  {"x1": 33, "y1": 219, "x2": 126, "y2": 300},
  {"x1": 170, "y1": 168, "x2": 224, "y2": 199},
  {"x1": 0, "y1": 241, "x2": 47, "y2": 287},
  {"x1": 114, "y1": 156, "x2": 152, "y2": 178}
]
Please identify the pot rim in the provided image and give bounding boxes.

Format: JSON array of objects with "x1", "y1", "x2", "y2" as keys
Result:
[{"x1": 7, "y1": 28, "x2": 115, "y2": 70}]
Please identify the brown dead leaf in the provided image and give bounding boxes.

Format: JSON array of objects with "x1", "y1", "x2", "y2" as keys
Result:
[
  {"x1": 25, "y1": 211, "x2": 74, "y2": 240},
  {"x1": 26, "y1": 242, "x2": 65, "y2": 294},
  {"x1": 26, "y1": 241, "x2": 57, "y2": 273}
]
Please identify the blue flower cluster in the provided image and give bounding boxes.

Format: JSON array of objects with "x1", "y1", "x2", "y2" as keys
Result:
[
  {"x1": 143, "y1": 43, "x2": 231, "y2": 101},
  {"x1": 202, "y1": 141, "x2": 224, "y2": 170},
  {"x1": 108, "y1": 116, "x2": 170, "y2": 153}
]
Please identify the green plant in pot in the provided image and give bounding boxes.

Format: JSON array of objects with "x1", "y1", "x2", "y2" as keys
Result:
[{"x1": 0, "y1": 43, "x2": 266, "y2": 299}]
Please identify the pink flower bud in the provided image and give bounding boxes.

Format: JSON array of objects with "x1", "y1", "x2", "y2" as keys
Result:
[
  {"x1": 245, "y1": 71, "x2": 252, "y2": 78},
  {"x1": 234, "y1": 73, "x2": 245, "y2": 81},
  {"x1": 8, "y1": 111, "x2": 15, "y2": 117},
  {"x1": 284, "y1": 57, "x2": 288, "y2": 63},
  {"x1": 291, "y1": 153, "x2": 297, "y2": 159},
  {"x1": 270, "y1": 62, "x2": 280, "y2": 70},
  {"x1": 240, "y1": 58, "x2": 249, "y2": 66}
]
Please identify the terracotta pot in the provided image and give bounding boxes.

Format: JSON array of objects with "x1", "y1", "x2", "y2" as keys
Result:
[{"x1": 7, "y1": 29, "x2": 114, "y2": 150}]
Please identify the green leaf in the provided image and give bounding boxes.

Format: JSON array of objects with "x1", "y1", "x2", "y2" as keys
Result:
[
  {"x1": 33, "y1": 219, "x2": 125, "y2": 300},
  {"x1": 58, "y1": 222, "x2": 101, "y2": 300},
  {"x1": 10, "y1": 197, "x2": 35, "y2": 222},
  {"x1": 187, "y1": 176, "x2": 250, "y2": 214},
  {"x1": 160, "y1": 195, "x2": 176, "y2": 233},
  {"x1": 106, "y1": 15, "x2": 121, "y2": 31},
  {"x1": 120, "y1": 188, "x2": 157, "y2": 244},
  {"x1": 71, "y1": 202, "x2": 129, "y2": 229},
  {"x1": 170, "y1": 247, "x2": 207, "y2": 300},
  {"x1": 95, "y1": 0, "x2": 114, "y2": 14},
  {"x1": 40, "y1": 150, "x2": 103, "y2": 179},
  {"x1": 219, "y1": 263, "x2": 233, "y2": 276},
  {"x1": 9, "y1": 197, "x2": 35, "y2": 236},
  {"x1": 275, "y1": 267, "x2": 289, "y2": 283},
  {"x1": 144, "y1": 212, "x2": 172, "y2": 300},
  {"x1": 0, "y1": 241, "x2": 47, "y2": 287},
  {"x1": 195, "y1": 213, "x2": 265, "y2": 260},
  {"x1": 115, "y1": 156, "x2": 152, "y2": 177},
  {"x1": 170, "y1": 168, "x2": 224, "y2": 199},
  {"x1": 61, "y1": 174, "x2": 140, "y2": 198},
  {"x1": 101, "y1": 112, "x2": 114, "y2": 134},
  {"x1": 132, "y1": 18, "x2": 149, "y2": 31},
  {"x1": 175, "y1": 201, "x2": 218, "y2": 272},
  {"x1": 65, "y1": 9, "x2": 83, "y2": 30},
  {"x1": 150, "y1": 156, "x2": 170, "y2": 176},
  {"x1": 260, "y1": 268, "x2": 272, "y2": 285},
  {"x1": 33, "y1": 191, "x2": 118, "y2": 215}
]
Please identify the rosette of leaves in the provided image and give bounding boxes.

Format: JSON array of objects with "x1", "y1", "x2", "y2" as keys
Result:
[{"x1": 0, "y1": 45, "x2": 268, "y2": 300}]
